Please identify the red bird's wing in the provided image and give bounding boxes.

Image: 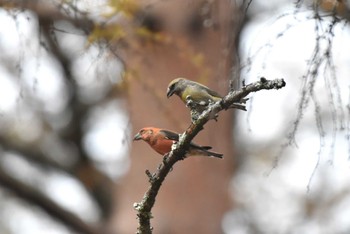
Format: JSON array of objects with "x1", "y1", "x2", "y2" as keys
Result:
[
  {"x1": 159, "y1": 129, "x2": 222, "y2": 158},
  {"x1": 159, "y1": 129, "x2": 180, "y2": 141}
]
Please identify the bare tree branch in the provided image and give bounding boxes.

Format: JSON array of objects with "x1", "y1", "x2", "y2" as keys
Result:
[{"x1": 134, "y1": 77, "x2": 286, "y2": 234}]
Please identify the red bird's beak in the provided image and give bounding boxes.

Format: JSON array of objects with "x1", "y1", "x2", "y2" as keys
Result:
[{"x1": 133, "y1": 132, "x2": 142, "y2": 141}]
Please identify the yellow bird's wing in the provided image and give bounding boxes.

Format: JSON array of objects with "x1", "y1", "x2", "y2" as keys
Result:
[{"x1": 184, "y1": 82, "x2": 222, "y2": 103}]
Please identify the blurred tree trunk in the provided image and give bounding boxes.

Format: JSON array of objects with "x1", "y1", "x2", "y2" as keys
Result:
[{"x1": 110, "y1": 1, "x2": 242, "y2": 233}]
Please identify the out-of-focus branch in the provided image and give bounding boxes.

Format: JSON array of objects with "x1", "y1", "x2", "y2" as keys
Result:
[
  {"x1": 1, "y1": 0, "x2": 119, "y2": 231},
  {"x1": 0, "y1": 167, "x2": 101, "y2": 234},
  {"x1": 38, "y1": 18, "x2": 115, "y2": 218},
  {"x1": 0, "y1": 135, "x2": 114, "y2": 217},
  {"x1": 135, "y1": 77, "x2": 286, "y2": 234},
  {"x1": 0, "y1": 0, "x2": 93, "y2": 33},
  {"x1": 0, "y1": 3, "x2": 115, "y2": 217},
  {"x1": 0, "y1": 136, "x2": 72, "y2": 172}
]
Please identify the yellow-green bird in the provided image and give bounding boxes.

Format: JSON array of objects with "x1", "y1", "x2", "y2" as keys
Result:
[{"x1": 166, "y1": 78, "x2": 246, "y2": 113}]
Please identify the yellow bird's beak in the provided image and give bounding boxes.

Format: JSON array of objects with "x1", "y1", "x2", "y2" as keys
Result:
[{"x1": 166, "y1": 87, "x2": 174, "y2": 98}]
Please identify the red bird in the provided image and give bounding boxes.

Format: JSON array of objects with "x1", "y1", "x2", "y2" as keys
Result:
[{"x1": 133, "y1": 127, "x2": 223, "y2": 158}]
